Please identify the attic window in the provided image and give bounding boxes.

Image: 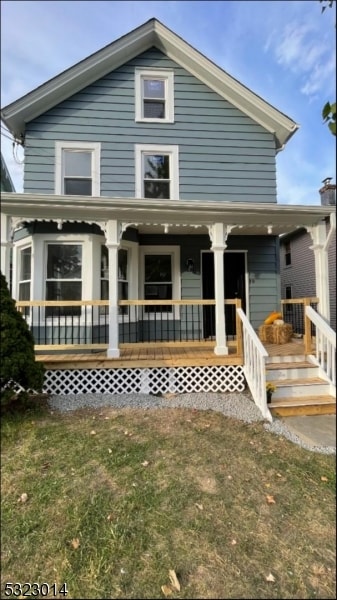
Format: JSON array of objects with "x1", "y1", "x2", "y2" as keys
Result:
[{"x1": 135, "y1": 69, "x2": 174, "y2": 123}]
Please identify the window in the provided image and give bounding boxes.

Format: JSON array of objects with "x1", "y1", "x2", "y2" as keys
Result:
[
  {"x1": 285, "y1": 285, "x2": 293, "y2": 315},
  {"x1": 45, "y1": 244, "x2": 82, "y2": 316},
  {"x1": 55, "y1": 142, "x2": 100, "y2": 195},
  {"x1": 285, "y1": 285, "x2": 292, "y2": 300},
  {"x1": 140, "y1": 246, "x2": 180, "y2": 316},
  {"x1": 135, "y1": 144, "x2": 179, "y2": 199},
  {"x1": 285, "y1": 242, "x2": 291, "y2": 266},
  {"x1": 135, "y1": 69, "x2": 174, "y2": 123},
  {"x1": 100, "y1": 246, "x2": 129, "y2": 315},
  {"x1": 19, "y1": 246, "x2": 31, "y2": 317}
]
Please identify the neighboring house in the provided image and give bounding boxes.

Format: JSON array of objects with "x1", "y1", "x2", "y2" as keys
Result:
[
  {"x1": 1, "y1": 152, "x2": 15, "y2": 192},
  {"x1": 280, "y1": 180, "x2": 336, "y2": 332},
  {"x1": 0, "y1": 19, "x2": 335, "y2": 407}
]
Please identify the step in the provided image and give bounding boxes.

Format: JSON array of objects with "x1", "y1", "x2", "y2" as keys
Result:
[
  {"x1": 266, "y1": 362, "x2": 319, "y2": 381},
  {"x1": 269, "y1": 395, "x2": 336, "y2": 417},
  {"x1": 266, "y1": 355, "x2": 307, "y2": 364},
  {"x1": 269, "y1": 378, "x2": 330, "y2": 398}
]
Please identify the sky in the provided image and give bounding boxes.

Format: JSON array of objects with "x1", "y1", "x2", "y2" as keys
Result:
[{"x1": 1, "y1": 0, "x2": 336, "y2": 205}]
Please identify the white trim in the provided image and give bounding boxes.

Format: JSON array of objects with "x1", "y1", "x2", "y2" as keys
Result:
[
  {"x1": 135, "y1": 144, "x2": 179, "y2": 200},
  {"x1": 135, "y1": 68, "x2": 174, "y2": 123},
  {"x1": 139, "y1": 245, "x2": 180, "y2": 319},
  {"x1": 55, "y1": 141, "x2": 101, "y2": 196}
]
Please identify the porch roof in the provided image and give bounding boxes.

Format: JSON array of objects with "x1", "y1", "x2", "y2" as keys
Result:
[{"x1": 1, "y1": 192, "x2": 335, "y2": 237}]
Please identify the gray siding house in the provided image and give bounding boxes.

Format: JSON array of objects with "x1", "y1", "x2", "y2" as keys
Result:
[
  {"x1": 1, "y1": 19, "x2": 334, "y2": 368},
  {"x1": 280, "y1": 181, "x2": 336, "y2": 332}
]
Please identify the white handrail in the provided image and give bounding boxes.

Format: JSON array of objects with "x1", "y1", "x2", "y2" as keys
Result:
[
  {"x1": 237, "y1": 308, "x2": 272, "y2": 422},
  {"x1": 306, "y1": 306, "x2": 336, "y2": 386}
]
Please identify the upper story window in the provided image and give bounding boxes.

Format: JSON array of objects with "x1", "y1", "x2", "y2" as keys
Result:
[
  {"x1": 285, "y1": 242, "x2": 291, "y2": 266},
  {"x1": 135, "y1": 69, "x2": 174, "y2": 123},
  {"x1": 55, "y1": 142, "x2": 100, "y2": 196},
  {"x1": 135, "y1": 144, "x2": 179, "y2": 199}
]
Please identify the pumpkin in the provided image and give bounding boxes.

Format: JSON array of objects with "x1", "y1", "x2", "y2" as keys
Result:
[{"x1": 264, "y1": 311, "x2": 282, "y2": 325}]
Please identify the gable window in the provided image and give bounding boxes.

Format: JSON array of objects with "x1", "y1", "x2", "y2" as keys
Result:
[
  {"x1": 55, "y1": 142, "x2": 100, "y2": 196},
  {"x1": 285, "y1": 242, "x2": 291, "y2": 266},
  {"x1": 135, "y1": 144, "x2": 179, "y2": 199},
  {"x1": 45, "y1": 244, "x2": 82, "y2": 316},
  {"x1": 135, "y1": 69, "x2": 174, "y2": 123},
  {"x1": 100, "y1": 246, "x2": 129, "y2": 315}
]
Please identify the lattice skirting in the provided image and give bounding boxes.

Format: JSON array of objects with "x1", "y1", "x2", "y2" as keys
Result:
[{"x1": 43, "y1": 366, "x2": 245, "y2": 395}]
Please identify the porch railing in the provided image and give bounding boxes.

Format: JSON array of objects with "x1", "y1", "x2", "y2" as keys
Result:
[
  {"x1": 305, "y1": 306, "x2": 336, "y2": 387},
  {"x1": 281, "y1": 297, "x2": 319, "y2": 353},
  {"x1": 15, "y1": 299, "x2": 242, "y2": 351},
  {"x1": 237, "y1": 307, "x2": 271, "y2": 422}
]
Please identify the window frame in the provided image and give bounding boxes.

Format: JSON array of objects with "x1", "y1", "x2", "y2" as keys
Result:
[
  {"x1": 55, "y1": 141, "x2": 101, "y2": 196},
  {"x1": 285, "y1": 242, "x2": 291, "y2": 266},
  {"x1": 45, "y1": 242, "x2": 83, "y2": 318},
  {"x1": 135, "y1": 144, "x2": 179, "y2": 199},
  {"x1": 140, "y1": 245, "x2": 181, "y2": 319},
  {"x1": 18, "y1": 245, "x2": 32, "y2": 318},
  {"x1": 135, "y1": 68, "x2": 174, "y2": 123}
]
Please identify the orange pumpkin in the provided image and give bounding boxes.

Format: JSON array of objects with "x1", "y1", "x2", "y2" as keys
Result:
[{"x1": 264, "y1": 311, "x2": 282, "y2": 325}]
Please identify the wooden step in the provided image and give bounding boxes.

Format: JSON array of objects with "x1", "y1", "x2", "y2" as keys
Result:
[
  {"x1": 269, "y1": 395, "x2": 336, "y2": 417},
  {"x1": 266, "y1": 361, "x2": 315, "y2": 370}
]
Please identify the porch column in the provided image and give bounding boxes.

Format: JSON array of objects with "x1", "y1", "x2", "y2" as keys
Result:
[
  {"x1": 308, "y1": 221, "x2": 330, "y2": 321},
  {"x1": 0, "y1": 214, "x2": 12, "y2": 286},
  {"x1": 210, "y1": 223, "x2": 228, "y2": 355},
  {"x1": 105, "y1": 220, "x2": 121, "y2": 358}
]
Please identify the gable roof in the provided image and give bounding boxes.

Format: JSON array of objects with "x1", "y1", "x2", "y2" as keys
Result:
[{"x1": 1, "y1": 18, "x2": 298, "y2": 149}]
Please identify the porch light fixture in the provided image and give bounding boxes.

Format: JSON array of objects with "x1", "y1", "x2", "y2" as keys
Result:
[
  {"x1": 267, "y1": 224, "x2": 273, "y2": 234},
  {"x1": 164, "y1": 224, "x2": 169, "y2": 233}
]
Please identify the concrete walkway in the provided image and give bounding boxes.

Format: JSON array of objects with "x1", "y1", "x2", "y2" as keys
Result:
[{"x1": 281, "y1": 414, "x2": 336, "y2": 448}]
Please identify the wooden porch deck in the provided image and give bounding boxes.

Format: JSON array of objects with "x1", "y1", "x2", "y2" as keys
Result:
[{"x1": 36, "y1": 339, "x2": 309, "y2": 370}]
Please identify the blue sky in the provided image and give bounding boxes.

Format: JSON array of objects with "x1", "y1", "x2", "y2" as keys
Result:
[{"x1": 1, "y1": 0, "x2": 336, "y2": 204}]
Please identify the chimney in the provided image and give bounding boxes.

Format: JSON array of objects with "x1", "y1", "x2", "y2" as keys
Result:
[{"x1": 319, "y1": 177, "x2": 336, "y2": 206}]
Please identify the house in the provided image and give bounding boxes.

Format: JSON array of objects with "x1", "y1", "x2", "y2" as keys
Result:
[
  {"x1": 1, "y1": 19, "x2": 335, "y2": 418},
  {"x1": 1, "y1": 152, "x2": 15, "y2": 192},
  {"x1": 280, "y1": 179, "x2": 336, "y2": 332}
]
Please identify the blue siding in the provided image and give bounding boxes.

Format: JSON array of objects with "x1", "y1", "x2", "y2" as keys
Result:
[{"x1": 24, "y1": 48, "x2": 276, "y2": 202}]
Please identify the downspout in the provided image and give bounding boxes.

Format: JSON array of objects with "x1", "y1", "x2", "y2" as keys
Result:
[{"x1": 323, "y1": 212, "x2": 336, "y2": 251}]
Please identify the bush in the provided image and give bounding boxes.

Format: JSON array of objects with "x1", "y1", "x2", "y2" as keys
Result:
[{"x1": 0, "y1": 272, "x2": 45, "y2": 407}]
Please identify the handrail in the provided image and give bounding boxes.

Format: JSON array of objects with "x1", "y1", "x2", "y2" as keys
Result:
[
  {"x1": 237, "y1": 308, "x2": 272, "y2": 422},
  {"x1": 305, "y1": 306, "x2": 336, "y2": 386}
]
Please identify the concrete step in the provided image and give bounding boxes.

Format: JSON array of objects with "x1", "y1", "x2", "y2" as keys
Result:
[{"x1": 269, "y1": 395, "x2": 336, "y2": 417}]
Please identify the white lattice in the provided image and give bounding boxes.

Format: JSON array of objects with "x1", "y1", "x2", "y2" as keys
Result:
[{"x1": 43, "y1": 366, "x2": 245, "y2": 395}]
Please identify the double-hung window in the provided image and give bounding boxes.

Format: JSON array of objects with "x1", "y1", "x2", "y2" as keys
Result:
[
  {"x1": 45, "y1": 244, "x2": 82, "y2": 317},
  {"x1": 100, "y1": 246, "x2": 129, "y2": 315},
  {"x1": 135, "y1": 69, "x2": 174, "y2": 122},
  {"x1": 55, "y1": 142, "x2": 100, "y2": 195},
  {"x1": 140, "y1": 246, "x2": 180, "y2": 317},
  {"x1": 19, "y1": 246, "x2": 32, "y2": 318},
  {"x1": 135, "y1": 144, "x2": 179, "y2": 199}
]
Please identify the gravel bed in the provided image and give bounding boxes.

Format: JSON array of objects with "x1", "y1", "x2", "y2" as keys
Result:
[{"x1": 47, "y1": 391, "x2": 336, "y2": 455}]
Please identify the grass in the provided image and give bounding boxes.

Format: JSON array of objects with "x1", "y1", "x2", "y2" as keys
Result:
[{"x1": 1, "y1": 397, "x2": 336, "y2": 599}]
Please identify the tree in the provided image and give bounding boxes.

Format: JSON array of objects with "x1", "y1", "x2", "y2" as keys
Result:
[
  {"x1": 319, "y1": 0, "x2": 336, "y2": 135},
  {"x1": 0, "y1": 272, "x2": 44, "y2": 406}
]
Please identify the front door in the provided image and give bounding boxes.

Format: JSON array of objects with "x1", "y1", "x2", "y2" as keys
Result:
[{"x1": 201, "y1": 251, "x2": 246, "y2": 339}]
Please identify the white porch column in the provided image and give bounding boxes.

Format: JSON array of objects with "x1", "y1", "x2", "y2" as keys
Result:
[
  {"x1": 1, "y1": 214, "x2": 12, "y2": 286},
  {"x1": 105, "y1": 220, "x2": 121, "y2": 358},
  {"x1": 209, "y1": 223, "x2": 228, "y2": 355},
  {"x1": 308, "y1": 221, "x2": 330, "y2": 322}
]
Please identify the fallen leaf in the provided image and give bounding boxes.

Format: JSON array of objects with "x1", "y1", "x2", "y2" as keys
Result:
[
  {"x1": 142, "y1": 460, "x2": 149, "y2": 467},
  {"x1": 321, "y1": 476, "x2": 328, "y2": 482},
  {"x1": 90, "y1": 430, "x2": 96, "y2": 435},
  {"x1": 266, "y1": 573, "x2": 275, "y2": 582},
  {"x1": 18, "y1": 493, "x2": 28, "y2": 503},
  {"x1": 107, "y1": 514, "x2": 113, "y2": 521},
  {"x1": 161, "y1": 585, "x2": 173, "y2": 597},
  {"x1": 276, "y1": 473, "x2": 282, "y2": 478},
  {"x1": 169, "y1": 569, "x2": 181, "y2": 592},
  {"x1": 266, "y1": 495, "x2": 276, "y2": 504},
  {"x1": 195, "y1": 503, "x2": 203, "y2": 510},
  {"x1": 71, "y1": 538, "x2": 80, "y2": 549},
  {"x1": 265, "y1": 483, "x2": 271, "y2": 488},
  {"x1": 108, "y1": 448, "x2": 112, "y2": 454},
  {"x1": 227, "y1": 475, "x2": 232, "y2": 480},
  {"x1": 231, "y1": 539, "x2": 237, "y2": 545}
]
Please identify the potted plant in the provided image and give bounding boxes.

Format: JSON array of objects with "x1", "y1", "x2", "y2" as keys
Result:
[{"x1": 266, "y1": 382, "x2": 276, "y2": 404}]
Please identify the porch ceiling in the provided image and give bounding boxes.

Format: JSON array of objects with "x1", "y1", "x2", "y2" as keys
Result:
[{"x1": 1, "y1": 192, "x2": 335, "y2": 237}]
